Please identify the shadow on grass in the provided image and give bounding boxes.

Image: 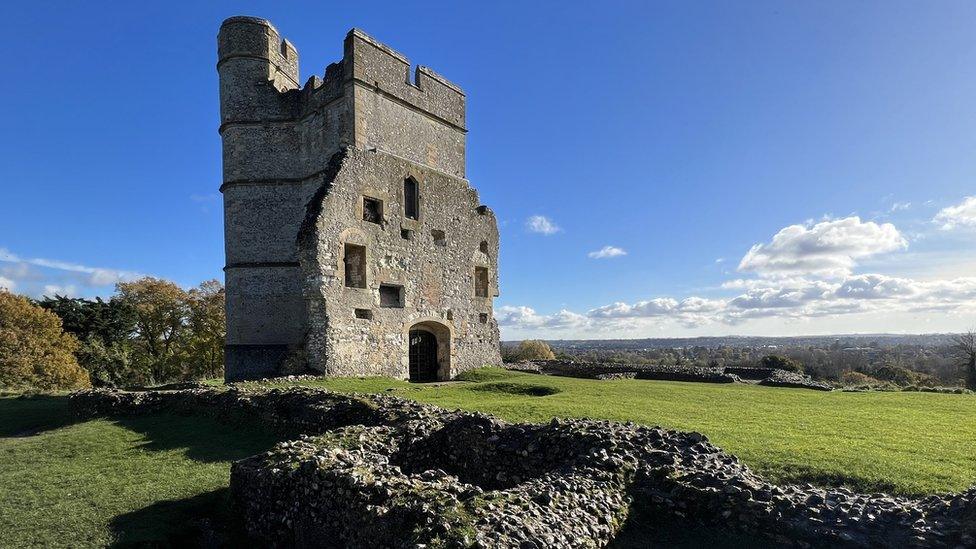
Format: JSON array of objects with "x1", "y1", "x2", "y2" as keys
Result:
[
  {"x1": 609, "y1": 502, "x2": 780, "y2": 548},
  {"x1": 106, "y1": 415, "x2": 280, "y2": 545},
  {"x1": 469, "y1": 382, "x2": 562, "y2": 397},
  {"x1": 113, "y1": 413, "x2": 280, "y2": 463},
  {"x1": 109, "y1": 487, "x2": 255, "y2": 547},
  {"x1": 0, "y1": 394, "x2": 79, "y2": 437},
  {"x1": 765, "y1": 464, "x2": 902, "y2": 496}
]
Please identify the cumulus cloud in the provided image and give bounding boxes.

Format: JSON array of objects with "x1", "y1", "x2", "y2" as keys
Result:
[
  {"x1": 500, "y1": 273, "x2": 976, "y2": 333},
  {"x1": 525, "y1": 215, "x2": 561, "y2": 235},
  {"x1": 737, "y1": 216, "x2": 907, "y2": 278},
  {"x1": 495, "y1": 305, "x2": 587, "y2": 329},
  {"x1": 934, "y1": 196, "x2": 976, "y2": 230},
  {"x1": 501, "y1": 213, "x2": 976, "y2": 337},
  {"x1": 588, "y1": 245, "x2": 627, "y2": 259},
  {"x1": 588, "y1": 298, "x2": 678, "y2": 318}
]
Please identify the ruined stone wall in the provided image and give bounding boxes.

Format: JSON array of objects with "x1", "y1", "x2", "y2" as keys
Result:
[
  {"x1": 218, "y1": 18, "x2": 494, "y2": 380},
  {"x1": 299, "y1": 147, "x2": 501, "y2": 378}
]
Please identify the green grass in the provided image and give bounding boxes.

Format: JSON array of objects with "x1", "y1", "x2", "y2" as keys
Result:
[
  {"x1": 252, "y1": 367, "x2": 976, "y2": 496},
  {"x1": 3, "y1": 367, "x2": 976, "y2": 546},
  {"x1": 0, "y1": 395, "x2": 277, "y2": 547}
]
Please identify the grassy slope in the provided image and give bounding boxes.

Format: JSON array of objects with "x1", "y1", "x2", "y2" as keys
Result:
[
  {"x1": 253, "y1": 368, "x2": 976, "y2": 495},
  {"x1": 2, "y1": 368, "x2": 975, "y2": 546}
]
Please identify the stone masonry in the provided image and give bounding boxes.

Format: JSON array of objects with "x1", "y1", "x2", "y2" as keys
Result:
[{"x1": 219, "y1": 17, "x2": 501, "y2": 381}]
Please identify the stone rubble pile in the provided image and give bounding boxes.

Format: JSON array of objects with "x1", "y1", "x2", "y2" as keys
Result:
[
  {"x1": 517, "y1": 359, "x2": 834, "y2": 391},
  {"x1": 72, "y1": 386, "x2": 974, "y2": 548},
  {"x1": 533, "y1": 360, "x2": 739, "y2": 384},
  {"x1": 757, "y1": 369, "x2": 833, "y2": 391}
]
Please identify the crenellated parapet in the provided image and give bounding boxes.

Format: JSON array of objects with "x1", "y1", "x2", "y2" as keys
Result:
[
  {"x1": 340, "y1": 29, "x2": 465, "y2": 131},
  {"x1": 218, "y1": 19, "x2": 467, "y2": 178}
]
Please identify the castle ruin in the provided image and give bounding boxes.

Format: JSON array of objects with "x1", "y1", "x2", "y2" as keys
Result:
[{"x1": 218, "y1": 17, "x2": 501, "y2": 381}]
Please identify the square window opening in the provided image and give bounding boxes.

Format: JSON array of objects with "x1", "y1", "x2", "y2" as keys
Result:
[
  {"x1": 379, "y1": 284, "x2": 404, "y2": 308},
  {"x1": 354, "y1": 308, "x2": 373, "y2": 320},
  {"x1": 363, "y1": 196, "x2": 383, "y2": 224},
  {"x1": 432, "y1": 229, "x2": 446, "y2": 247},
  {"x1": 479, "y1": 313, "x2": 489, "y2": 324},
  {"x1": 401, "y1": 228, "x2": 414, "y2": 240}
]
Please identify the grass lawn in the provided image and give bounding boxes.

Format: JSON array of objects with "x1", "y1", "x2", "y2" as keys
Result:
[
  {"x1": 251, "y1": 368, "x2": 976, "y2": 496},
  {"x1": 2, "y1": 368, "x2": 975, "y2": 546},
  {"x1": 0, "y1": 395, "x2": 277, "y2": 547}
]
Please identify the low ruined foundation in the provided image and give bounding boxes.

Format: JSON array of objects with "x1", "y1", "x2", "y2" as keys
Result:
[{"x1": 72, "y1": 386, "x2": 975, "y2": 548}]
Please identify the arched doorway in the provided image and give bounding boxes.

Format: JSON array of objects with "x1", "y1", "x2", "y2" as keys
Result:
[
  {"x1": 407, "y1": 320, "x2": 451, "y2": 382},
  {"x1": 409, "y1": 329, "x2": 438, "y2": 382}
]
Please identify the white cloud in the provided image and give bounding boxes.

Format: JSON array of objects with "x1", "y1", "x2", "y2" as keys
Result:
[
  {"x1": 588, "y1": 245, "x2": 627, "y2": 259},
  {"x1": 890, "y1": 201, "x2": 912, "y2": 212},
  {"x1": 500, "y1": 212, "x2": 976, "y2": 338},
  {"x1": 0, "y1": 248, "x2": 142, "y2": 287},
  {"x1": 589, "y1": 298, "x2": 679, "y2": 318},
  {"x1": 495, "y1": 305, "x2": 588, "y2": 329},
  {"x1": 500, "y1": 272, "x2": 976, "y2": 335},
  {"x1": 0, "y1": 276, "x2": 14, "y2": 291},
  {"x1": 41, "y1": 284, "x2": 78, "y2": 297},
  {"x1": 934, "y1": 196, "x2": 976, "y2": 230},
  {"x1": 525, "y1": 215, "x2": 561, "y2": 235},
  {"x1": 738, "y1": 216, "x2": 907, "y2": 278}
]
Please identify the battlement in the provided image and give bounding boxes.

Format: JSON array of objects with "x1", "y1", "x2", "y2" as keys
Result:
[
  {"x1": 335, "y1": 28, "x2": 465, "y2": 130},
  {"x1": 218, "y1": 17, "x2": 467, "y2": 178}
]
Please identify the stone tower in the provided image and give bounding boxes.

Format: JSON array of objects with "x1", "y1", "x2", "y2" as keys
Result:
[{"x1": 218, "y1": 17, "x2": 501, "y2": 381}]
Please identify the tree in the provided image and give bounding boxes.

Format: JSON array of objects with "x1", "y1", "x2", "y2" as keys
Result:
[
  {"x1": 760, "y1": 354, "x2": 804, "y2": 373},
  {"x1": 0, "y1": 291, "x2": 90, "y2": 390},
  {"x1": 115, "y1": 278, "x2": 189, "y2": 383},
  {"x1": 512, "y1": 340, "x2": 555, "y2": 361},
  {"x1": 35, "y1": 295, "x2": 136, "y2": 345},
  {"x1": 182, "y1": 280, "x2": 225, "y2": 379},
  {"x1": 36, "y1": 295, "x2": 138, "y2": 386},
  {"x1": 953, "y1": 329, "x2": 976, "y2": 390}
]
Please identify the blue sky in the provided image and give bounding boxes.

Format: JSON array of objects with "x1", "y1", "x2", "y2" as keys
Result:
[{"x1": 1, "y1": 1, "x2": 975, "y2": 338}]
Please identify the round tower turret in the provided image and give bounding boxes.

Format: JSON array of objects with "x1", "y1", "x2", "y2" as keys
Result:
[{"x1": 217, "y1": 16, "x2": 299, "y2": 124}]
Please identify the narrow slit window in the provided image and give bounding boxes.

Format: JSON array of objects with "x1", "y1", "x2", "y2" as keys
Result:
[
  {"x1": 363, "y1": 196, "x2": 383, "y2": 224},
  {"x1": 474, "y1": 266, "x2": 489, "y2": 298},
  {"x1": 343, "y1": 243, "x2": 366, "y2": 288},
  {"x1": 404, "y1": 177, "x2": 419, "y2": 220},
  {"x1": 379, "y1": 284, "x2": 404, "y2": 308}
]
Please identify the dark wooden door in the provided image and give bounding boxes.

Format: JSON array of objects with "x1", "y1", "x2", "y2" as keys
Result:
[{"x1": 409, "y1": 329, "x2": 438, "y2": 382}]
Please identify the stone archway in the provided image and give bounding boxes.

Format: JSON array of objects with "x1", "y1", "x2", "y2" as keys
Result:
[{"x1": 407, "y1": 320, "x2": 451, "y2": 382}]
